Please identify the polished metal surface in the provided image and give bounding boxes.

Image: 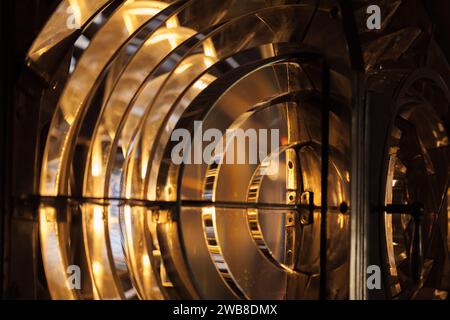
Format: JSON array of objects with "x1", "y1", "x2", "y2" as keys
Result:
[
  {"x1": 8, "y1": 0, "x2": 449, "y2": 301},
  {"x1": 383, "y1": 69, "x2": 450, "y2": 299}
]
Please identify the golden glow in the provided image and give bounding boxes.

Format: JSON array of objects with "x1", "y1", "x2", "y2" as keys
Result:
[
  {"x1": 39, "y1": 206, "x2": 77, "y2": 299},
  {"x1": 93, "y1": 206, "x2": 104, "y2": 233},
  {"x1": 36, "y1": 0, "x2": 244, "y2": 302},
  {"x1": 82, "y1": 203, "x2": 123, "y2": 299},
  {"x1": 146, "y1": 29, "x2": 189, "y2": 49},
  {"x1": 142, "y1": 254, "x2": 151, "y2": 269},
  {"x1": 28, "y1": 1, "x2": 110, "y2": 60},
  {"x1": 92, "y1": 261, "x2": 102, "y2": 276},
  {"x1": 384, "y1": 156, "x2": 402, "y2": 296},
  {"x1": 68, "y1": 1, "x2": 82, "y2": 28},
  {"x1": 128, "y1": 7, "x2": 163, "y2": 17},
  {"x1": 175, "y1": 62, "x2": 193, "y2": 74},
  {"x1": 123, "y1": 1, "x2": 170, "y2": 33},
  {"x1": 123, "y1": 205, "x2": 135, "y2": 253},
  {"x1": 91, "y1": 140, "x2": 102, "y2": 177},
  {"x1": 338, "y1": 213, "x2": 345, "y2": 229},
  {"x1": 203, "y1": 56, "x2": 215, "y2": 68},
  {"x1": 202, "y1": 206, "x2": 216, "y2": 221},
  {"x1": 123, "y1": 15, "x2": 134, "y2": 37},
  {"x1": 62, "y1": 109, "x2": 76, "y2": 125},
  {"x1": 193, "y1": 79, "x2": 209, "y2": 91},
  {"x1": 141, "y1": 149, "x2": 149, "y2": 180},
  {"x1": 124, "y1": 205, "x2": 132, "y2": 224},
  {"x1": 165, "y1": 16, "x2": 179, "y2": 29},
  {"x1": 203, "y1": 39, "x2": 217, "y2": 59}
]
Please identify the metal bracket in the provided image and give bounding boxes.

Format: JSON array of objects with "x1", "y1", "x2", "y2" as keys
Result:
[
  {"x1": 299, "y1": 191, "x2": 314, "y2": 225},
  {"x1": 378, "y1": 202, "x2": 424, "y2": 284}
]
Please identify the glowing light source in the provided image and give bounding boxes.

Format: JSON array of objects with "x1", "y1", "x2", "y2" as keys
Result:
[
  {"x1": 92, "y1": 261, "x2": 102, "y2": 276},
  {"x1": 142, "y1": 254, "x2": 151, "y2": 269},
  {"x1": 93, "y1": 206, "x2": 104, "y2": 233},
  {"x1": 338, "y1": 213, "x2": 345, "y2": 229},
  {"x1": 91, "y1": 141, "x2": 102, "y2": 177}
]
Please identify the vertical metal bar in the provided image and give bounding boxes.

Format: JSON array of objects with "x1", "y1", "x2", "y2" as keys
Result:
[
  {"x1": 319, "y1": 61, "x2": 330, "y2": 300},
  {"x1": 350, "y1": 73, "x2": 369, "y2": 300},
  {"x1": 337, "y1": 0, "x2": 367, "y2": 300}
]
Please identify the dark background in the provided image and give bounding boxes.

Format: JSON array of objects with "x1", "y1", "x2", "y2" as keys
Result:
[{"x1": 1, "y1": 0, "x2": 60, "y2": 299}]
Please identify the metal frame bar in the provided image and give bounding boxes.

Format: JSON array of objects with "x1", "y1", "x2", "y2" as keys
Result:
[
  {"x1": 337, "y1": 0, "x2": 367, "y2": 300},
  {"x1": 319, "y1": 60, "x2": 330, "y2": 300}
]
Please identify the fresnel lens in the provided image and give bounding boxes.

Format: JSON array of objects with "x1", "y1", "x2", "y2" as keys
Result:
[{"x1": 11, "y1": 0, "x2": 449, "y2": 300}]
